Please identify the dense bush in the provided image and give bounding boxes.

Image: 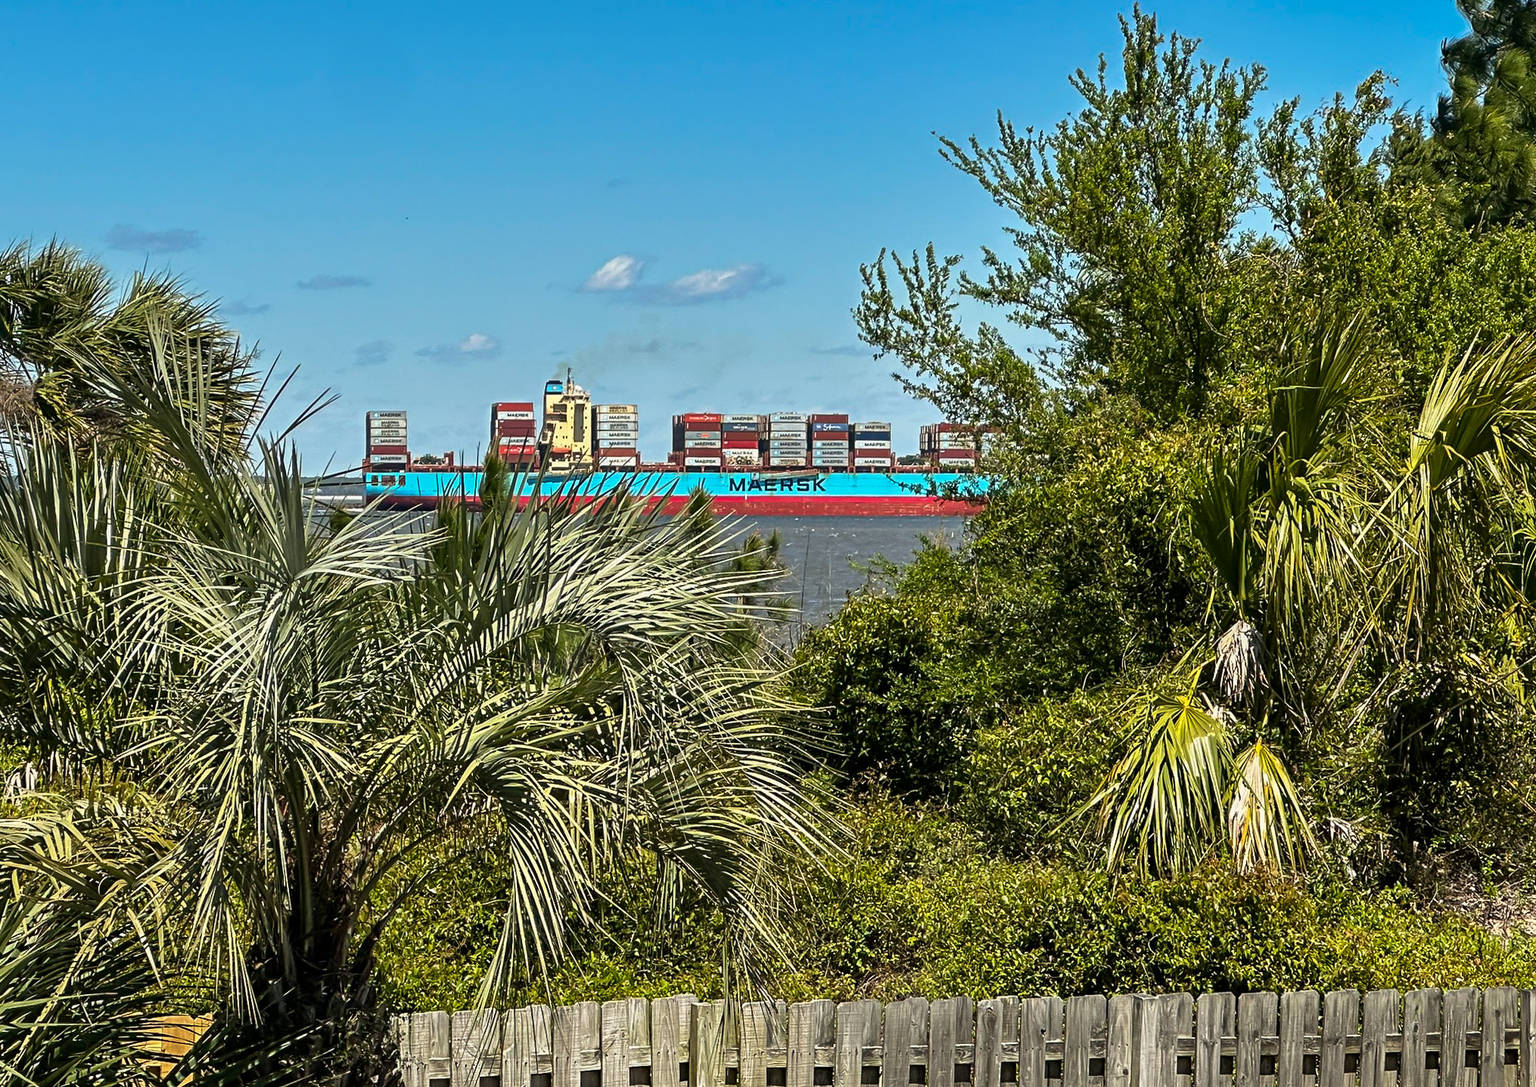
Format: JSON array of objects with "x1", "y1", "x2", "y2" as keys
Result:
[
  {"x1": 374, "y1": 801, "x2": 1536, "y2": 1010},
  {"x1": 788, "y1": 805, "x2": 1536, "y2": 1000}
]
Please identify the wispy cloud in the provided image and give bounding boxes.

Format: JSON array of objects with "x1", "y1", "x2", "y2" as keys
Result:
[
  {"x1": 297, "y1": 273, "x2": 371, "y2": 290},
  {"x1": 812, "y1": 344, "x2": 867, "y2": 357},
  {"x1": 628, "y1": 336, "x2": 701, "y2": 354},
  {"x1": 105, "y1": 224, "x2": 202, "y2": 253},
  {"x1": 666, "y1": 264, "x2": 775, "y2": 302},
  {"x1": 355, "y1": 340, "x2": 392, "y2": 366},
  {"x1": 579, "y1": 255, "x2": 778, "y2": 304},
  {"x1": 582, "y1": 254, "x2": 645, "y2": 292},
  {"x1": 416, "y1": 332, "x2": 501, "y2": 360},
  {"x1": 223, "y1": 299, "x2": 271, "y2": 316}
]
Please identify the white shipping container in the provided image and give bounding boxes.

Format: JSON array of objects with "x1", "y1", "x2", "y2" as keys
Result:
[
  {"x1": 854, "y1": 421, "x2": 892, "y2": 430},
  {"x1": 722, "y1": 414, "x2": 760, "y2": 424},
  {"x1": 768, "y1": 412, "x2": 808, "y2": 421},
  {"x1": 367, "y1": 410, "x2": 407, "y2": 420},
  {"x1": 854, "y1": 440, "x2": 892, "y2": 450},
  {"x1": 684, "y1": 458, "x2": 722, "y2": 467},
  {"x1": 684, "y1": 437, "x2": 720, "y2": 448},
  {"x1": 855, "y1": 457, "x2": 894, "y2": 466},
  {"x1": 595, "y1": 404, "x2": 638, "y2": 413},
  {"x1": 369, "y1": 456, "x2": 409, "y2": 466}
]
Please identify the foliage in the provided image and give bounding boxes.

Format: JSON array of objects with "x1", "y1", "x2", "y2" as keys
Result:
[
  {"x1": 794, "y1": 589, "x2": 981, "y2": 800},
  {"x1": 857, "y1": 7, "x2": 1267, "y2": 424},
  {"x1": 787, "y1": 804, "x2": 1536, "y2": 1001},
  {"x1": 0, "y1": 241, "x2": 264, "y2": 461},
  {"x1": 1426, "y1": 0, "x2": 1536, "y2": 226},
  {"x1": 0, "y1": 306, "x2": 837, "y2": 1081}
]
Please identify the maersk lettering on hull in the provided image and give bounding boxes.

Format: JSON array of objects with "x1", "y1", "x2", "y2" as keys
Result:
[{"x1": 364, "y1": 470, "x2": 988, "y2": 516}]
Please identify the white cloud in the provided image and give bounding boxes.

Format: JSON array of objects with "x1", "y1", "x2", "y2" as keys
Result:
[
  {"x1": 416, "y1": 332, "x2": 501, "y2": 360},
  {"x1": 579, "y1": 256, "x2": 776, "y2": 304},
  {"x1": 582, "y1": 254, "x2": 645, "y2": 292},
  {"x1": 458, "y1": 332, "x2": 498, "y2": 354},
  {"x1": 670, "y1": 266, "x2": 747, "y2": 298}
]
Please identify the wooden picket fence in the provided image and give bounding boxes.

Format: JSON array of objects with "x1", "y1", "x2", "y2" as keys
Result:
[{"x1": 393, "y1": 988, "x2": 1536, "y2": 1087}]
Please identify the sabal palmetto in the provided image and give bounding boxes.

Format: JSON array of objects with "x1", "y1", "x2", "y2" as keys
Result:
[
  {"x1": 1091, "y1": 316, "x2": 1536, "y2": 876},
  {"x1": 0, "y1": 321, "x2": 837, "y2": 1082},
  {"x1": 0, "y1": 242, "x2": 260, "y2": 459}
]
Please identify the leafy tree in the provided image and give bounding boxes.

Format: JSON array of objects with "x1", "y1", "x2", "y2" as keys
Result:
[
  {"x1": 857, "y1": 7, "x2": 1267, "y2": 425},
  {"x1": 1430, "y1": 0, "x2": 1536, "y2": 226}
]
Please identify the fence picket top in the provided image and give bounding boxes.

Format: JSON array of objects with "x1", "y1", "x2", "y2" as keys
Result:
[
  {"x1": 1236, "y1": 992, "x2": 1279, "y2": 1087},
  {"x1": 1442, "y1": 989, "x2": 1480, "y2": 1087},
  {"x1": 1359, "y1": 988, "x2": 1399, "y2": 1087},
  {"x1": 1319, "y1": 990, "x2": 1360, "y2": 1087},
  {"x1": 1196, "y1": 993, "x2": 1237, "y2": 1087},
  {"x1": 1485, "y1": 988, "x2": 1518, "y2": 1087},
  {"x1": 1278, "y1": 989, "x2": 1320, "y2": 1087},
  {"x1": 1066, "y1": 994, "x2": 1110, "y2": 1087},
  {"x1": 1107, "y1": 995, "x2": 1139, "y2": 1087},
  {"x1": 1401, "y1": 989, "x2": 1442, "y2": 1087},
  {"x1": 1519, "y1": 991, "x2": 1536, "y2": 1087}
]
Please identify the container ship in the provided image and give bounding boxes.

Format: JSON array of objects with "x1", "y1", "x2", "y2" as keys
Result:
[{"x1": 362, "y1": 375, "x2": 994, "y2": 516}]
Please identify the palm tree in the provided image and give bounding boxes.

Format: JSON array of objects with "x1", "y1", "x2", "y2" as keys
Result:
[
  {"x1": 1089, "y1": 316, "x2": 1536, "y2": 877},
  {"x1": 0, "y1": 315, "x2": 837, "y2": 1083},
  {"x1": 0, "y1": 242, "x2": 262, "y2": 461}
]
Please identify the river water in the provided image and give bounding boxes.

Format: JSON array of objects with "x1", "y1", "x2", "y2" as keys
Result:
[
  {"x1": 326, "y1": 495, "x2": 971, "y2": 627},
  {"x1": 722, "y1": 515, "x2": 969, "y2": 624}
]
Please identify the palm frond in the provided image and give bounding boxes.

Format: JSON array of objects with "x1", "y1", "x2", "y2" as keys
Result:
[
  {"x1": 1089, "y1": 676, "x2": 1232, "y2": 876},
  {"x1": 1226, "y1": 739, "x2": 1313, "y2": 873}
]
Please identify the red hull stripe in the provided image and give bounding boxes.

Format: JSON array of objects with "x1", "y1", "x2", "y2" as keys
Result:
[{"x1": 376, "y1": 493, "x2": 977, "y2": 516}]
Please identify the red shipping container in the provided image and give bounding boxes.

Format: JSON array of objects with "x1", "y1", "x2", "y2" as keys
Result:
[
  {"x1": 367, "y1": 444, "x2": 408, "y2": 456},
  {"x1": 676, "y1": 413, "x2": 723, "y2": 424},
  {"x1": 595, "y1": 446, "x2": 638, "y2": 456},
  {"x1": 496, "y1": 422, "x2": 536, "y2": 435},
  {"x1": 685, "y1": 447, "x2": 723, "y2": 457},
  {"x1": 493, "y1": 401, "x2": 535, "y2": 411},
  {"x1": 810, "y1": 413, "x2": 850, "y2": 423}
]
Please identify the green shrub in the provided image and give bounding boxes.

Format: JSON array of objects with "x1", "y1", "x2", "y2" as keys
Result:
[
  {"x1": 956, "y1": 688, "x2": 1126, "y2": 857},
  {"x1": 792, "y1": 804, "x2": 1536, "y2": 999},
  {"x1": 794, "y1": 589, "x2": 985, "y2": 799}
]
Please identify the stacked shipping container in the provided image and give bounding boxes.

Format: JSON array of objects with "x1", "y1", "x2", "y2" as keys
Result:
[
  {"x1": 672, "y1": 412, "x2": 723, "y2": 470},
  {"x1": 920, "y1": 422, "x2": 987, "y2": 468},
  {"x1": 490, "y1": 402, "x2": 538, "y2": 468},
  {"x1": 721, "y1": 414, "x2": 762, "y2": 468},
  {"x1": 852, "y1": 421, "x2": 895, "y2": 471},
  {"x1": 765, "y1": 412, "x2": 808, "y2": 468},
  {"x1": 366, "y1": 410, "x2": 409, "y2": 467},
  {"x1": 809, "y1": 414, "x2": 851, "y2": 470},
  {"x1": 593, "y1": 404, "x2": 639, "y2": 469}
]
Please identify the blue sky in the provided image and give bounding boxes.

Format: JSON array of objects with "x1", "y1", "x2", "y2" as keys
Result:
[{"x1": 4, "y1": 0, "x2": 1468, "y2": 462}]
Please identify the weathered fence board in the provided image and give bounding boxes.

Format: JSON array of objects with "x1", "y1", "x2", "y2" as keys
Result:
[{"x1": 396, "y1": 988, "x2": 1536, "y2": 1087}]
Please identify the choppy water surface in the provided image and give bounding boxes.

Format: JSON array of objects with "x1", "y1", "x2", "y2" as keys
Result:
[{"x1": 724, "y1": 515, "x2": 968, "y2": 624}]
